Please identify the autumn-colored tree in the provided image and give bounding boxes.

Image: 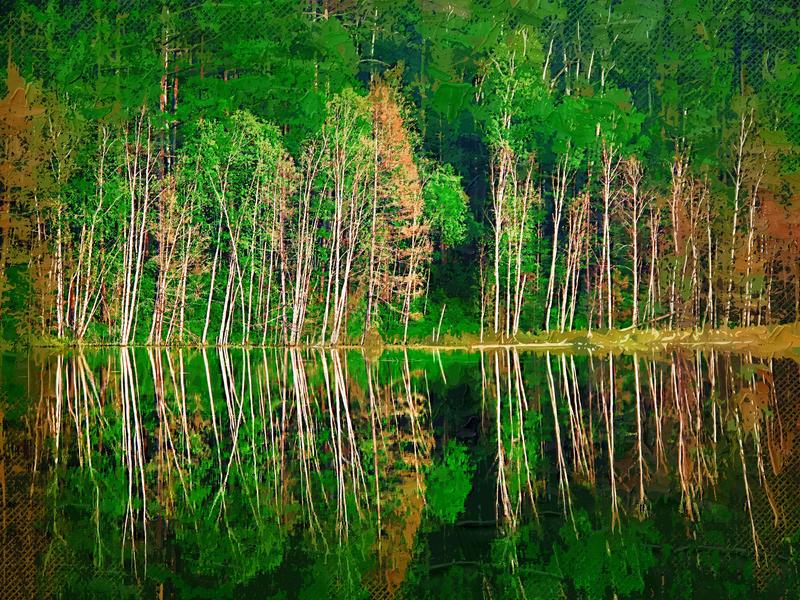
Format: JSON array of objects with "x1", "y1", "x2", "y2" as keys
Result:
[
  {"x1": 0, "y1": 63, "x2": 44, "y2": 337},
  {"x1": 368, "y1": 79, "x2": 431, "y2": 342}
]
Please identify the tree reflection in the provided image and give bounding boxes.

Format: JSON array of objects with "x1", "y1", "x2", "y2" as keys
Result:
[{"x1": 4, "y1": 348, "x2": 799, "y2": 597}]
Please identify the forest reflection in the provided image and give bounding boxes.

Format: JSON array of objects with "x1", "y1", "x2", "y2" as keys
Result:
[{"x1": 5, "y1": 348, "x2": 799, "y2": 598}]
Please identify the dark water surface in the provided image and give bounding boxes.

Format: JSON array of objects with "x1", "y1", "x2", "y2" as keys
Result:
[{"x1": 1, "y1": 348, "x2": 799, "y2": 598}]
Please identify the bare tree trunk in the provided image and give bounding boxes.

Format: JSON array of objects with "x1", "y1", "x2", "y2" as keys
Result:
[
  {"x1": 668, "y1": 151, "x2": 689, "y2": 329},
  {"x1": 288, "y1": 151, "x2": 321, "y2": 345},
  {"x1": 624, "y1": 159, "x2": 644, "y2": 328},
  {"x1": 646, "y1": 204, "x2": 659, "y2": 323},
  {"x1": 705, "y1": 189, "x2": 715, "y2": 328},
  {"x1": 725, "y1": 111, "x2": 753, "y2": 327},
  {"x1": 363, "y1": 119, "x2": 380, "y2": 341},
  {"x1": 491, "y1": 147, "x2": 511, "y2": 336},
  {"x1": 262, "y1": 209, "x2": 277, "y2": 345},
  {"x1": 120, "y1": 113, "x2": 153, "y2": 346},
  {"x1": 600, "y1": 143, "x2": 618, "y2": 330},
  {"x1": 743, "y1": 166, "x2": 764, "y2": 327},
  {"x1": 202, "y1": 221, "x2": 223, "y2": 345},
  {"x1": 56, "y1": 219, "x2": 65, "y2": 338},
  {"x1": 172, "y1": 225, "x2": 192, "y2": 343},
  {"x1": 545, "y1": 154, "x2": 569, "y2": 331}
]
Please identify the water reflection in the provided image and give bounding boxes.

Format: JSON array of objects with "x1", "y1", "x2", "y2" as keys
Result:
[{"x1": 2, "y1": 348, "x2": 798, "y2": 597}]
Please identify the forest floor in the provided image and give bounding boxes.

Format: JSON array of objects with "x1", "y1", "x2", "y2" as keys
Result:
[{"x1": 397, "y1": 323, "x2": 800, "y2": 359}]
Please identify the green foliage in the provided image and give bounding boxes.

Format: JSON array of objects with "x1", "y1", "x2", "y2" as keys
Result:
[
  {"x1": 426, "y1": 440, "x2": 475, "y2": 524},
  {"x1": 423, "y1": 164, "x2": 469, "y2": 247},
  {"x1": 478, "y1": 30, "x2": 550, "y2": 156},
  {"x1": 554, "y1": 511, "x2": 656, "y2": 599}
]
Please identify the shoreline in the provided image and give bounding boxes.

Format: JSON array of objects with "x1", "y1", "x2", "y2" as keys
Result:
[{"x1": 8, "y1": 323, "x2": 800, "y2": 358}]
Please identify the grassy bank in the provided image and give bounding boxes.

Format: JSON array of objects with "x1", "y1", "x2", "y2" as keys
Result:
[
  {"x1": 407, "y1": 323, "x2": 800, "y2": 358},
  {"x1": 8, "y1": 324, "x2": 800, "y2": 360}
]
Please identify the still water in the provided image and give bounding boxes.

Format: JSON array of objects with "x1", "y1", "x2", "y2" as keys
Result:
[{"x1": 1, "y1": 348, "x2": 798, "y2": 598}]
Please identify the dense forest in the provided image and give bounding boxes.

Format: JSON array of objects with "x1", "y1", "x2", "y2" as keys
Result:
[{"x1": 1, "y1": 0, "x2": 799, "y2": 346}]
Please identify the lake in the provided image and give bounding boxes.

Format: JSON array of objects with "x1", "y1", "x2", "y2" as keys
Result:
[{"x1": 1, "y1": 348, "x2": 798, "y2": 598}]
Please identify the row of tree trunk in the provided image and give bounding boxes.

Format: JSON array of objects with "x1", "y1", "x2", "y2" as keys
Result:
[{"x1": 486, "y1": 112, "x2": 796, "y2": 337}]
